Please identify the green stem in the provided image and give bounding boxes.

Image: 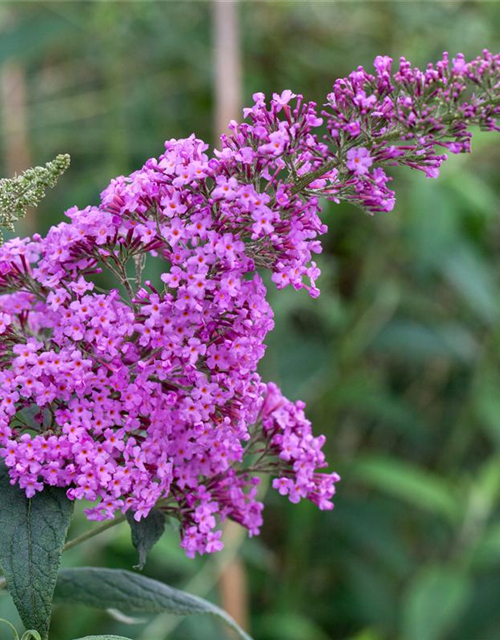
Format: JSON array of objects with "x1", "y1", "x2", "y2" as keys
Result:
[
  {"x1": 64, "y1": 495, "x2": 171, "y2": 553},
  {"x1": 63, "y1": 513, "x2": 127, "y2": 552},
  {"x1": 291, "y1": 158, "x2": 339, "y2": 195},
  {"x1": 0, "y1": 617, "x2": 19, "y2": 639}
]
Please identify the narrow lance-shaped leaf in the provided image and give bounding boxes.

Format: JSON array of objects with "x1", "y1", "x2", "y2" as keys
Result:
[
  {"x1": 0, "y1": 461, "x2": 74, "y2": 640},
  {"x1": 55, "y1": 567, "x2": 254, "y2": 640},
  {"x1": 352, "y1": 455, "x2": 461, "y2": 524},
  {"x1": 401, "y1": 565, "x2": 471, "y2": 640},
  {"x1": 126, "y1": 508, "x2": 166, "y2": 570}
]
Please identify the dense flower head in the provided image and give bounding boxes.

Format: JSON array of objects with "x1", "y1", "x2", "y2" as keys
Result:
[
  {"x1": 0, "y1": 51, "x2": 499, "y2": 556},
  {"x1": 321, "y1": 49, "x2": 500, "y2": 213},
  {"x1": 0, "y1": 132, "x2": 336, "y2": 556}
]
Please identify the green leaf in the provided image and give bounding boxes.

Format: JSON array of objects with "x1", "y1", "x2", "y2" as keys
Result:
[
  {"x1": 372, "y1": 320, "x2": 478, "y2": 363},
  {"x1": 106, "y1": 608, "x2": 146, "y2": 625},
  {"x1": 474, "y1": 374, "x2": 500, "y2": 447},
  {"x1": 351, "y1": 456, "x2": 461, "y2": 524},
  {"x1": 0, "y1": 462, "x2": 74, "y2": 640},
  {"x1": 126, "y1": 508, "x2": 166, "y2": 570},
  {"x1": 54, "y1": 567, "x2": 254, "y2": 640},
  {"x1": 21, "y1": 633, "x2": 42, "y2": 640},
  {"x1": 407, "y1": 179, "x2": 459, "y2": 269},
  {"x1": 441, "y1": 243, "x2": 499, "y2": 325},
  {"x1": 257, "y1": 612, "x2": 332, "y2": 640},
  {"x1": 348, "y1": 631, "x2": 384, "y2": 640},
  {"x1": 401, "y1": 566, "x2": 471, "y2": 640}
]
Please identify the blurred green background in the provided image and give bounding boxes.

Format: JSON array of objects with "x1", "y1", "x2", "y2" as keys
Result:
[{"x1": 2, "y1": 2, "x2": 500, "y2": 639}]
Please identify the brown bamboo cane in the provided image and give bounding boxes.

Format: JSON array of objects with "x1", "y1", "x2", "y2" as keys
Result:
[{"x1": 212, "y1": 0, "x2": 250, "y2": 635}]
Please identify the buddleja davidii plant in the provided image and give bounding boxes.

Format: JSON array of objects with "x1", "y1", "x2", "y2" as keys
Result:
[{"x1": 0, "y1": 51, "x2": 499, "y2": 640}]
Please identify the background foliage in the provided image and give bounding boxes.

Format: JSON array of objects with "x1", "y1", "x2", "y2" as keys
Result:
[{"x1": 2, "y1": 2, "x2": 500, "y2": 639}]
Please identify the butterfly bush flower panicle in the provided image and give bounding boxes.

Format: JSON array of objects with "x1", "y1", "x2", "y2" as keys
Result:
[
  {"x1": 0, "y1": 51, "x2": 499, "y2": 557},
  {"x1": 0, "y1": 154, "x2": 70, "y2": 244},
  {"x1": 317, "y1": 50, "x2": 500, "y2": 213}
]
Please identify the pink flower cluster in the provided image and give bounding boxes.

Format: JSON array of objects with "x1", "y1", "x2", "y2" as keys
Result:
[
  {"x1": 0, "y1": 51, "x2": 499, "y2": 556},
  {"x1": 321, "y1": 50, "x2": 500, "y2": 213},
  {"x1": 0, "y1": 131, "x2": 335, "y2": 556},
  {"x1": 263, "y1": 383, "x2": 340, "y2": 509}
]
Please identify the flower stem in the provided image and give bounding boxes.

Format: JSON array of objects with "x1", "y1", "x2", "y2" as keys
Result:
[
  {"x1": 63, "y1": 513, "x2": 127, "y2": 552},
  {"x1": 0, "y1": 617, "x2": 19, "y2": 639},
  {"x1": 291, "y1": 92, "x2": 500, "y2": 196},
  {"x1": 291, "y1": 158, "x2": 339, "y2": 194}
]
